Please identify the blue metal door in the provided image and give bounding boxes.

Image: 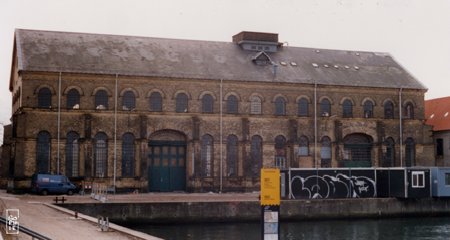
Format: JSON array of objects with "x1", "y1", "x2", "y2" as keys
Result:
[{"x1": 148, "y1": 141, "x2": 186, "y2": 192}]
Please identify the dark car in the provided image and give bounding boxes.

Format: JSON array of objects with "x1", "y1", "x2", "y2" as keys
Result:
[{"x1": 31, "y1": 174, "x2": 78, "y2": 195}]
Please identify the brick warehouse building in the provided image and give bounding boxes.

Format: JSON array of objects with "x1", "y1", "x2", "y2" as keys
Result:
[{"x1": 1, "y1": 29, "x2": 434, "y2": 192}]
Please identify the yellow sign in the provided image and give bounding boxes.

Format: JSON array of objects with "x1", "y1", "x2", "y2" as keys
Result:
[{"x1": 260, "y1": 168, "x2": 281, "y2": 206}]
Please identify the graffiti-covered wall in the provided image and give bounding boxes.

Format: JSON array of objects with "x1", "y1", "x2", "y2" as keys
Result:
[{"x1": 286, "y1": 169, "x2": 376, "y2": 199}]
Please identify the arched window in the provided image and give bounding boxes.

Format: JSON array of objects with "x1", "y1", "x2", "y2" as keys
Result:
[
  {"x1": 95, "y1": 90, "x2": 108, "y2": 109},
  {"x1": 201, "y1": 134, "x2": 213, "y2": 177},
  {"x1": 250, "y1": 135, "x2": 262, "y2": 177},
  {"x1": 383, "y1": 137, "x2": 395, "y2": 167},
  {"x1": 363, "y1": 100, "x2": 374, "y2": 118},
  {"x1": 202, "y1": 94, "x2": 214, "y2": 113},
  {"x1": 275, "y1": 135, "x2": 286, "y2": 168},
  {"x1": 320, "y1": 99, "x2": 331, "y2": 117},
  {"x1": 122, "y1": 91, "x2": 136, "y2": 110},
  {"x1": 149, "y1": 92, "x2": 162, "y2": 112},
  {"x1": 65, "y1": 131, "x2": 80, "y2": 177},
  {"x1": 343, "y1": 134, "x2": 373, "y2": 167},
  {"x1": 405, "y1": 138, "x2": 415, "y2": 167},
  {"x1": 176, "y1": 93, "x2": 188, "y2": 113},
  {"x1": 122, "y1": 133, "x2": 135, "y2": 177},
  {"x1": 274, "y1": 97, "x2": 286, "y2": 116},
  {"x1": 250, "y1": 95, "x2": 262, "y2": 114},
  {"x1": 384, "y1": 100, "x2": 394, "y2": 119},
  {"x1": 403, "y1": 102, "x2": 414, "y2": 119},
  {"x1": 38, "y1": 87, "x2": 52, "y2": 108},
  {"x1": 342, "y1": 99, "x2": 353, "y2": 118},
  {"x1": 94, "y1": 132, "x2": 108, "y2": 177},
  {"x1": 227, "y1": 95, "x2": 238, "y2": 114},
  {"x1": 36, "y1": 131, "x2": 51, "y2": 173},
  {"x1": 67, "y1": 89, "x2": 80, "y2": 109},
  {"x1": 298, "y1": 98, "x2": 309, "y2": 117},
  {"x1": 321, "y1": 136, "x2": 331, "y2": 168},
  {"x1": 226, "y1": 135, "x2": 238, "y2": 177},
  {"x1": 298, "y1": 136, "x2": 309, "y2": 156}
]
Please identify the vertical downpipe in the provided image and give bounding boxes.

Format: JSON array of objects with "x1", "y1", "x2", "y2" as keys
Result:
[
  {"x1": 219, "y1": 79, "x2": 223, "y2": 193},
  {"x1": 57, "y1": 72, "x2": 62, "y2": 174},
  {"x1": 314, "y1": 83, "x2": 318, "y2": 168},
  {"x1": 399, "y1": 88, "x2": 403, "y2": 167},
  {"x1": 113, "y1": 74, "x2": 118, "y2": 194}
]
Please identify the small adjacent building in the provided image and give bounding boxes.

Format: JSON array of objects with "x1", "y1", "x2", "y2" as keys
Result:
[
  {"x1": 425, "y1": 97, "x2": 450, "y2": 166},
  {"x1": 1, "y1": 29, "x2": 435, "y2": 192}
]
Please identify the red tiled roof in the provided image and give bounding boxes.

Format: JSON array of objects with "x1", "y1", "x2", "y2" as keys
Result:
[{"x1": 425, "y1": 96, "x2": 450, "y2": 131}]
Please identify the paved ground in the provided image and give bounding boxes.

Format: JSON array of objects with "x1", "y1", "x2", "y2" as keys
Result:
[{"x1": 0, "y1": 191, "x2": 259, "y2": 240}]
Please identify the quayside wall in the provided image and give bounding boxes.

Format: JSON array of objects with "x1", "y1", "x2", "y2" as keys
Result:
[{"x1": 61, "y1": 198, "x2": 450, "y2": 224}]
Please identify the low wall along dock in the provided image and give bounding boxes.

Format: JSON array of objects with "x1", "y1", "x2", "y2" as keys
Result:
[{"x1": 61, "y1": 198, "x2": 450, "y2": 224}]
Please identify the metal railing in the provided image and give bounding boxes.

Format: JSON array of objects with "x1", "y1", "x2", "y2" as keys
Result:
[{"x1": 0, "y1": 216, "x2": 52, "y2": 240}]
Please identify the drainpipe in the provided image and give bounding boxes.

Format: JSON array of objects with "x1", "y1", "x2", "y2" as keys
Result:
[
  {"x1": 219, "y1": 78, "x2": 223, "y2": 193},
  {"x1": 314, "y1": 83, "x2": 318, "y2": 168},
  {"x1": 57, "y1": 72, "x2": 62, "y2": 174},
  {"x1": 113, "y1": 74, "x2": 118, "y2": 194},
  {"x1": 399, "y1": 88, "x2": 403, "y2": 167}
]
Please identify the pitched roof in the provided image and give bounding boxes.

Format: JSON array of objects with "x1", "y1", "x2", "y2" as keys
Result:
[
  {"x1": 12, "y1": 29, "x2": 427, "y2": 90},
  {"x1": 425, "y1": 96, "x2": 450, "y2": 131}
]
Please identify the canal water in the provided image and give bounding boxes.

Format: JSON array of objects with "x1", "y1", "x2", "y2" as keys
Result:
[{"x1": 127, "y1": 217, "x2": 450, "y2": 240}]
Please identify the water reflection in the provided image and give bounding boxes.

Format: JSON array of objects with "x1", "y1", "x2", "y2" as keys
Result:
[{"x1": 127, "y1": 217, "x2": 450, "y2": 240}]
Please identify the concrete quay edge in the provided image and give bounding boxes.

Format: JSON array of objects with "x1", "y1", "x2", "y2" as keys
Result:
[{"x1": 44, "y1": 203, "x2": 163, "y2": 240}]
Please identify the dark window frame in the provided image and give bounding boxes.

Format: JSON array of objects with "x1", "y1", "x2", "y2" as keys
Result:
[
  {"x1": 202, "y1": 94, "x2": 214, "y2": 113},
  {"x1": 226, "y1": 95, "x2": 239, "y2": 114},
  {"x1": 149, "y1": 92, "x2": 163, "y2": 112},
  {"x1": 176, "y1": 93, "x2": 189, "y2": 113},
  {"x1": 122, "y1": 91, "x2": 136, "y2": 110},
  {"x1": 298, "y1": 98, "x2": 309, "y2": 117},
  {"x1": 95, "y1": 90, "x2": 109, "y2": 109},
  {"x1": 67, "y1": 89, "x2": 80, "y2": 109},
  {"x1": 38, "y1": 87, "x2": 52, "y2": 108}
]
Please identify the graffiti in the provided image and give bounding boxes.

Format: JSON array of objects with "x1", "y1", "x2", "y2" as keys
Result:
[{"x1": 290, "y1": 172, "x2": 376, "y2": 199}]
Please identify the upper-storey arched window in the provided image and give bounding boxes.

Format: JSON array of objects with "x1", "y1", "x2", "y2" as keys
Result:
[
  {"x1": 176, "y1": 93, "x2": 189, "y2": 113},
  {"x1": 67, "y1": 89, "x2": 80, "y2": 109},
  {"x1": 298, "y1": 98, "x2": 309, "y2": 117},
  {"x1": 320, "y1": 98, "x2": 331, "y2": 117},
  {"x1": 122, "y1": 91, "x2": 136, "y2": 110},
  {"x1": 363, "y1": 100, "x2": 374, "y2": 118},
  {"x1": 342, "y1": 99, "x2": 353, "y2": 118},
  {"x1": 95, "y1": 90, "x2": 108, "y2": 110},
  {"x1": 227, "y1": 95, "x2": 238, "y2": 114},
  {"x1": 38, "y1": 87, "x2": 52, "y2": 108},
  {"x1": 384, "y1": 100, "x2": 394, "y2": 119},
  {"x1": 250, "y1": 95, "x2": 262, "y2": 115},
  {"x1": 202, "y1": 94, "x2": 214, "y2": 113},
  {"x1": 149, "y1": 92, "x2": 162, "y2": 112},
  {"x1": 36, "y1": 131, "x2": 51, "y2": 173},
  {"x1": 403, "y1": 102, "x2": 414, "y2": 119},
  {"x1": 274, "y1": 97, "x2": 286, "y2": 116}
]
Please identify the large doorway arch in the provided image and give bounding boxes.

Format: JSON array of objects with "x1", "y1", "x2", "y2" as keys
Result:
[
  {"x1": 342, "y1": 133, "x2": 373, "y2": 167},
  {"x1": 148, "y1": 130, "x2": 187, "y2": 192}
]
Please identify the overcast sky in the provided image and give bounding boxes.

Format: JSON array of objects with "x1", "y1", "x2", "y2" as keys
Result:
[{"x1": 1, "y1": 0, "x2": 449, "y2": 142}]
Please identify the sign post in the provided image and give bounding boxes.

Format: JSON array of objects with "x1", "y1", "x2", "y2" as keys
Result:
[{"x1": 260, "y1": 168, "x2": 280, "y2": 240}]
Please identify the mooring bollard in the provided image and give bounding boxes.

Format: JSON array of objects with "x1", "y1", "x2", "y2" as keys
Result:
[{"x1": 98, "y1": 216, "x2": 109, "y2": 231}]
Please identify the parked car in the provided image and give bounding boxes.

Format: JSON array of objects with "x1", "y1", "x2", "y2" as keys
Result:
[{"x1": 31, "y1": 173, "x2": 78, "y2": 195}]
